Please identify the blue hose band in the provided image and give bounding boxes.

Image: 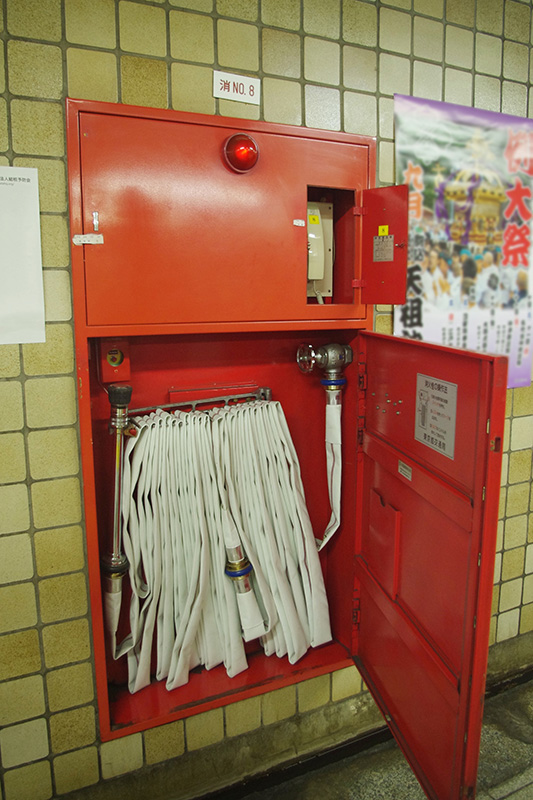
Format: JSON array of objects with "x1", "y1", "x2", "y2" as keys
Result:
[
  {"x1": 321, "y1": 378, "x2": 347, "y2": 387},
  {"x1": 225, "y1": 563, "x2": 254, "y2": 579}
]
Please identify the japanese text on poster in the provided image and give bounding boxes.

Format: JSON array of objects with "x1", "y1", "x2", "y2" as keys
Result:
[{"x1": 394, "y1": 96, "x2": 532, "y2": 388}]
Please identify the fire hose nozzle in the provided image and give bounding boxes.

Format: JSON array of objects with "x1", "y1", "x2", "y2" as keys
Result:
[
  {"x1": 108, "y1": 384, "x2": 133, "y2": 434},
  {"x1": 108, "y1": 383, "x2": 133, "y2": 408},
  {"x1": 104, "y1": 384, "x2": 133, "y2": 582}
]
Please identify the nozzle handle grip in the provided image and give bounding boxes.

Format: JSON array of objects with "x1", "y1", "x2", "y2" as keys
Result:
[{"x1": 108, "y1": 384, "x2": 132, "y2": 408}]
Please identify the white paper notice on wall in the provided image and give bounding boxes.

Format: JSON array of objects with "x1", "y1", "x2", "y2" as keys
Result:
[
  {"x1": 0, "y1": 167, "x2": 45, "y2": 344},
  {"x1": 213, "y1": 70, "x2": 261, "y2": 105}
]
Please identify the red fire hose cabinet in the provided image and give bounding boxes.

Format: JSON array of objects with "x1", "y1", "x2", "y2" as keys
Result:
[{"x1": 67, "y1": 99, "x2": 507, "y2": 800}]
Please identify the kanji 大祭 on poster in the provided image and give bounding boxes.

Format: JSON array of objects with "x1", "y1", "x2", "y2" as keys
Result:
[{"x1": 394, "y1": 95, "x2": 532, "y2": 388}]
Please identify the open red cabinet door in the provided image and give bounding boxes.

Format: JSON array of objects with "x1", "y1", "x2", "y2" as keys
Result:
[
  {"x1": 353, "y1": 332, "x2": 507, "y2": 800},
  {"x1": 360, "y1": 184, "x2": 408, "y2": 306}
]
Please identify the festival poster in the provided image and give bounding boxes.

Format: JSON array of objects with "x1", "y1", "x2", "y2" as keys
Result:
[{"x1": 393, "y1": 95, "x2": 532, "y2": 388}]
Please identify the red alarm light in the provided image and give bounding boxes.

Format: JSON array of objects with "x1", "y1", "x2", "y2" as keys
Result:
[{"x1": 223, "y1": 133, "x2": 259, "y2": 172}]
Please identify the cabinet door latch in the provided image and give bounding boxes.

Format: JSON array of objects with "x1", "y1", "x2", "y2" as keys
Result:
[{"x1": 72, "y1": 233, "x2": 104, "y2": 246}]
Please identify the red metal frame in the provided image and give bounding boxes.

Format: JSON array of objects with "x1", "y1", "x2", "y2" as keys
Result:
[
  {"x1": 85, "y1": 329, "x2": 364, "y2": 737},
  {"x1": 67, "y1": 99, "x2": 506, "y2": 800},
  {"x1": 68, "y1": 98, "x2": 381, "y2": 336},
  {"x1": 66, "y1": 99, "x2": 379, "y2": 741}
]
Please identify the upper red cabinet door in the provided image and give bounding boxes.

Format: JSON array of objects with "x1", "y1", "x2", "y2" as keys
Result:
[
  {"x1": 354, "y1": 332, "x2": 507, "y2": 800},
  {"x1": 74, "y1": 105, "x2": 376, "y2": 329},
  {"x1": 360, "y1": 184, "x2": 408, "y2": 306}
]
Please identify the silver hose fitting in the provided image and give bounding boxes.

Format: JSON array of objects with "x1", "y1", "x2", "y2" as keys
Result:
[
  {"x1": 225, "y1": 544, "x2": 254, "y2": 595},
  {"x1": 296, "y1": 342, "x2": 353, "y2": 385}
]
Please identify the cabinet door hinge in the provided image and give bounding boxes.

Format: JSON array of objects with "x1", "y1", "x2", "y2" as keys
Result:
[
  {"x1": 352, "y1": 594, "x2": 360, "y2": 630},
  {"x1": 356, "y1": 362, "x2": 366, "y2": 446},
  {"x1": 353, "y1": 206, "x2": 367, "y2": 216},
  {"x1": 352, "y1": 278, "x2": 367, "y2": 289},
  {"x1": 358, "y1": 363, "x2": 367, "y2": 390}
]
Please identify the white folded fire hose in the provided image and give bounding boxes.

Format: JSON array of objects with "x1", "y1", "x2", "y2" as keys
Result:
[
  {"x1": 105, "y1": 398, "x2": 332, "y2": 693},
  {"x1": 296, "y1": 343, "x2": 353, "y2": 551},
  {"x1": 210, "y1": 407, "x2": 278, "y2": 644}
]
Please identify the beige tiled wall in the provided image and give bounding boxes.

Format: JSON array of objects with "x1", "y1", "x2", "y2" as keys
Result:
[{"x1": 0, "y1": 0, "x2": 532, "y2": 798}]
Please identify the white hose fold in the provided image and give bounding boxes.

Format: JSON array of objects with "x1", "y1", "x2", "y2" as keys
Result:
[{"x1": 317, "y1": 403, "x2": 343, "y2": 552}]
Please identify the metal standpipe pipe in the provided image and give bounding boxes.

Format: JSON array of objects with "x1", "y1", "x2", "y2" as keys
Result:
[{"x1": 102, "y1": 383, "x2": 133, "y2": 606}]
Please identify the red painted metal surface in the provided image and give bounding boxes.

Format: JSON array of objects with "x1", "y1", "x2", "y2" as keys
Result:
[
  {"x1": 354, "y1": 332, "x2": 507, "y2": 800},
  {"x1": 111, "y1": 642, "x2": 351, "y2": 732},
  {"x1": 86, "y1": 329, "x2": 361, "y2": 738},
  {"x1": 74, "y1": 102, "x2": 376, "y2": 330},
  {"x1": 66, "y1": 99, "x2": 381, "y2": 742},
  {"x1": 67, "y1": 99, "x2": 507, "y2": 800},
  {"x1": 360, "y1": 185, "x2": 409, "y2": 305}
]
